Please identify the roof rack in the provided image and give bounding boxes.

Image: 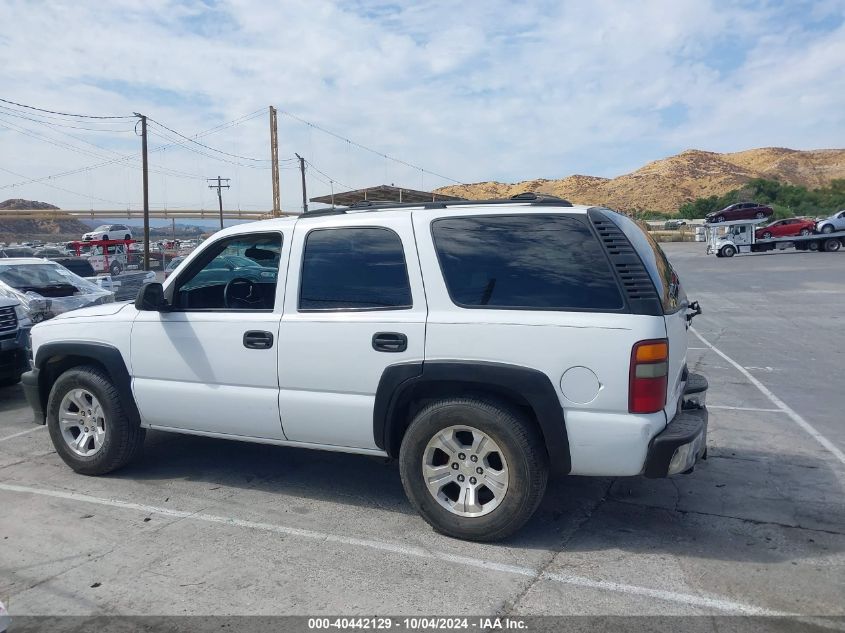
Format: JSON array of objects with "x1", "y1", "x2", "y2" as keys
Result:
[{"x1": 300, "y1": 192, "x2": 572, "y2": 217}]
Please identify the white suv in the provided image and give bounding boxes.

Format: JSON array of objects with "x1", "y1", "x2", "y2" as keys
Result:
[{"x1": 22, "y1": 194, "x2": 707, "y2": 541}]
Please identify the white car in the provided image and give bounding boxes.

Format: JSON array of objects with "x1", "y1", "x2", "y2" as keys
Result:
[
  {"x1": 82, "y1": 224, "x2": 132, "y2": 241},
  {"x1": 21, "y1": 194, "x2": 707, "y2": 541},
  {"x1": 816, "y1": 210, "x2": 845, "y2": 234}
]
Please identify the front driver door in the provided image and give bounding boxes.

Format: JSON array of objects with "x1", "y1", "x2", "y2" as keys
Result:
[{"x1": 131, "y1": 230, "x2": 289, "y2": 439}]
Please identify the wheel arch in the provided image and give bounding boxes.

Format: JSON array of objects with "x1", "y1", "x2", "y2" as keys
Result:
[
  {"x1": 374, "y1": 361, "x2": 571, "y2": 475},
  {"x1": 34, "y1": 342, "x2": 137, "y2": 423}
]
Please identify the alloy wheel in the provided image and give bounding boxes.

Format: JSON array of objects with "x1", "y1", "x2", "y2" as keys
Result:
[
  {"x1": 59, "y1": 389, "x2": 106, "y2": 457},
  {"x1": 422, "y1": 425, "x2": 509, "y2": 517}
]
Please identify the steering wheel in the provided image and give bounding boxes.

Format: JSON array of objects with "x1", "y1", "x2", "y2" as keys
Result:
[{"x1": 223, "y1": 277, "x2": 262, "y2": 309}]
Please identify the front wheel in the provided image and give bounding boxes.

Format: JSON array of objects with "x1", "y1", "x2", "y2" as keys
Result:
[
  {"x1": 755, "y1": 212, "x2": 765, "y2": 219},
  {"x1": 720, "y1": 245, "x2": 736, "y2": 258},
  {"x1": 399, "y1": 398, "x2": 548, "y2": 541},
  {"x1": 716, "y1": 215, "x2": 726, "y2": 223},
  {"x1": 821, "y1": 224, "x2": 834, "y2": 234},
  {"x1": 799, "y1": 229, "x2": 811, "y2": 236},
  {"x1": 46, "y1": 365, "x2": 145, "y2": 475},
  {"x1": 109, "y1": 261, "x2": 122, "y2": 276},
  {"x1": 762, "y1": 231, "x2": 772, "y2": 239}
]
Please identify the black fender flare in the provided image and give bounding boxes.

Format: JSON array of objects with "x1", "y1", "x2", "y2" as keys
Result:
[
  {"x1": 373, "y1": 360, "x2": 571, "y2": 475},
  {"x1": 33, "y1": 341, "x2": 136, "y2": 421}
]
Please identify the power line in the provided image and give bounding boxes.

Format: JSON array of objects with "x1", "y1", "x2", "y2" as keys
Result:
[
  {"x1": 146, "y1": 117, "x2": 271, "y2": 163},
  {"x1": 0, "y1": 97, "x2": 134, "y2": 120},
  {"x1": 277, "y1": 108, "x2": 464, "y2": 186},
  {"x1": 0, "y1": 105, "x2": 135, "y2": 132},
  {"x1": 0, "y1": 165, "x2": 129, "y2": 206}
]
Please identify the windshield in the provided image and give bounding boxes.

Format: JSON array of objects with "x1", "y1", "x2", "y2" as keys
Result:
[{"x1": 0, "y1": 263, "x2": 79, "y2": 290}]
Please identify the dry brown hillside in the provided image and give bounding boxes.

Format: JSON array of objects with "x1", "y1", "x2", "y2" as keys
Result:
[
  {"x1": 435, "y1": 148, "x2": 845, "y2": 213},
  {"x1": 0, "y1": 199, "x2": 90, "y2": 241}
]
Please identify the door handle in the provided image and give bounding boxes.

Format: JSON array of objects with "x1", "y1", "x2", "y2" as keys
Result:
[
  {"x1": 372, "y1": 332, "x2": 407, "y2": 353},
  {"x1": 243, "y1": 330, "x2": 274, "y2": 350}
]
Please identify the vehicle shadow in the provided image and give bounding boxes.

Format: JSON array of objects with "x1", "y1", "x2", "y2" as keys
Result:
[
  {"x1": 0, "y1": 383, "x2": 28, "y2": 413},
  {"x1": 111, "y1": 431, "x2": 844, "y2": 562}
]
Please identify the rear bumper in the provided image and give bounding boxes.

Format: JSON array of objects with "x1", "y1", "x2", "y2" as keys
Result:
[{"x1": 644, "y1": 372, "x2": 708, "y2": 478}]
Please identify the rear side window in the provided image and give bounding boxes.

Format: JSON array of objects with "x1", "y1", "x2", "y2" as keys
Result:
[
  {"x1": 605, "y1": 211, "x2": 688, "y2": 313},
  {"x1": 299, "y1": 227, "x2": 412, "y2": 310},
  {"x1": 431, "y1": 215, "x2": 623, "y2": 311}
]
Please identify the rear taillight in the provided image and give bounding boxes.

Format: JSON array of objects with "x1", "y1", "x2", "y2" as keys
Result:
[{"x1": 629, "y1": 339, "x2": 669, "y2": 414}]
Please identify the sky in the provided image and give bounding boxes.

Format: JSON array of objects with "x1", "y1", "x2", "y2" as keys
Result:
[{"x1": 0, "y1": 0, "x2": 844, "y2": 215}]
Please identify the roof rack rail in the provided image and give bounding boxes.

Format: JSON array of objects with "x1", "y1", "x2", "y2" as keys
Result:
[{"x1": 300, "y1": 191, "x2": 573, "y2": 217}]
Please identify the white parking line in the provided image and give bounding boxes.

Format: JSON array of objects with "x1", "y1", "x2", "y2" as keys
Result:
[
  {"x1": 0, "y1": 425, "x2": 45, "y2": 443},
  {"x1": 0, "y1": 481, "x2": 786, "y2": 616},
  {"x1": 692, "y1": 328, "x2": 845, "y2": 468},
  {"x1": 708, "y1": 405, "x2": 783, "y2": 413}
]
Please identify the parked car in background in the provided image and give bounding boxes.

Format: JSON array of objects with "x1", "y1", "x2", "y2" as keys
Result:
[
  {"x1": 0, "y1": 258, "x2": 113, "y2": 323},
  {"x1": 163, "y1": 256, "x2": 185, "y2": 279},
  {"x1": 705, "y1": 202, "x2": 774, "y2": 223},
  {"x1": 816, "y1": 210, "x2": 845, "y2": 234},
  {"x1": 664, "y1": 220, "x2": 687, "y2": 230},
  {"x1": 755, "y1": 217, "x2": 816, "y2": 239},
  {"x1": 33, "y1": 247, "x2": 65, "y2": 259},
  {"x1": 0, "y1": 296, "x2": 30, "y2": 387},
  {"x1": 82, "y1": 224, "x2": 132, "y2": 241},
  {"x1": 1, "y1": 247, "x2": 35, "y2": 258}
]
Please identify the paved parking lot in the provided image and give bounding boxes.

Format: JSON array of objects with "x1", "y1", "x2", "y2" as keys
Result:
[{"x1": 0, "y1": 242, "x2": 843, "y2": 624}]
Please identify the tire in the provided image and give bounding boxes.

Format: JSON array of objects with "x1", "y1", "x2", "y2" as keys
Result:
[
  {"x1": 109, "y1": 261, "x2": 122, "y2": 276},
  {"x1": 102, "y1": 234, "x2": 109, "y2": 241},
  {"x1": 46, "y1": 365, "x2": 145, "y2": 475},
  {"x1": 716, "y1": 215, "x2": 726, "y2": 223},
  {"x1": 720, "y1": 245, "x2": 736, "y2": 258},
  {"x1": 124, "y1": 234, "x2": 131, "y2": 240},
  {"x1": 799, "y1": 229, "x2": 810, "y2": 236},
  {"x1": 810, "y1": 241, "x2": 821, "y2": 252},
  {"x1": 755, "y1": 211, "x2": 765, "y2": 219},
  {"x1": 824, "y1": 238, "x2": 841, "y2": 252},
  {"x1": 821, "y1": 224, "x2": 834, "y2": 234},
  {"x1": 762, "y1": 231, "x2": 772, "y2": 239},
  {"x1": 399, "y1": 397, "x2": 548, "y2": 542}
]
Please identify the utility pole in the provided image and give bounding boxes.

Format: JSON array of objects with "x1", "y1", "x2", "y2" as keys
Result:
[
  {"x1": 295, "y1": 153, "x2": 307, "y2": 213},
  {"x1": 207, "y1": 176, "x2": 230, "y2": 230},
  {"x1": 134, "y1": 113, "x2": 150, "y2": 270},
  {"x1": 269, "y1": 106, "x2": 280, "y2": 216}
]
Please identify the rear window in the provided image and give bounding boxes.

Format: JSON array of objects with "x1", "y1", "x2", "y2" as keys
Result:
[
  {"x1": 605, "y1": 211, "x2": 687, "y2": 313},
  {"x1": 431, "y1": 214, "x2": 623, "y2": 311}
]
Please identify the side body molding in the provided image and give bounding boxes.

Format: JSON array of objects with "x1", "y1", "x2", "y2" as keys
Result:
[{"x1": 374, "y1": 360, "x2": 572, "y2": 475}]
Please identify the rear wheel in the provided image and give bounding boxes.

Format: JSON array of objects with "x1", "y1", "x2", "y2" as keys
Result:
[
  {"x1": 109, "y1": 261, "x2": 122, "y2": 276},
  {"x1": 720, "y1": 245, "x2": 736, "y2": 258},
  {"x1": 124, "y1": 233, "x2": 131, "y2": 240},
  {"x1": 799, "y1": 229, "x2": 811, "y2": 236},
  {"x1": 755, "y1": 211, "x2": 765, "y2": 219},
  {"x1": 716, "y1": 215, "x2": 726, "y2": 223},
  {"x1": 399, "y1": 398, "x2": 548, "y2": 541},
  {"x1": 824, "y1": 238, "x2": 841, "y2": 252},
  {"x1": 46, "y1": 365, "x2": 145, "y2": 475}
]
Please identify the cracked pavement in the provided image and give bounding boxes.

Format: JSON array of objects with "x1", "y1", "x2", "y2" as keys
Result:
[{"x1": 0, "y1": 242, "x2": 843, "y2": 618}]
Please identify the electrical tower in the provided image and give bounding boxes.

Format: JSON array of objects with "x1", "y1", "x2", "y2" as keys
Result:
[
  {"x1": 207, "y1": 176, "x2": 230, "y2": 230},
  {"x1": 269, "y1": 106, "x2": 280, "y2": 216}
]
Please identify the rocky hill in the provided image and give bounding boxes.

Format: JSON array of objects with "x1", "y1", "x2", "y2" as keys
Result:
[
  {"x1": 0, "y1": 199, "x2": 91, "y2": 240},
  {"x1": 435, "y1": 148, "x2": 845, "y2": 213}
]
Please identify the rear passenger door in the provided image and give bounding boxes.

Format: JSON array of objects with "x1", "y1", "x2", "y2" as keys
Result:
[{"x1": 278, "y1": 214, "x2": 426, "y2": 450}]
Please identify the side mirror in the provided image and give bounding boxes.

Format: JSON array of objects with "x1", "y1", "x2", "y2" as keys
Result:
[{"x1": 135, "y1": 282, "x2": 170, "y2": 312}]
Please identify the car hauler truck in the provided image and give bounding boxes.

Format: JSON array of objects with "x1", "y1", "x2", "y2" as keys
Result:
[{"x1": 706, "y1": 218, "x2": 845, "y2": 257}]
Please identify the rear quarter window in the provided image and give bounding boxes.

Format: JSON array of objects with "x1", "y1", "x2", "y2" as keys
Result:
[
  {"x1": 431, "y1": 214, "x2": 623, "y2": 311},
  {"x1": 604, "y1": 211, "x2": 687, "y2": 313}
]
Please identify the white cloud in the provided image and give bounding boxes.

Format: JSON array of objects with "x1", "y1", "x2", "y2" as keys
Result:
[{"x1": 0, "y1": 0, "x2": 843, "y2": 212}]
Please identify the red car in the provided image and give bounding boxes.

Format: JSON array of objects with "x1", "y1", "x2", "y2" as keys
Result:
[
  {"x1": 705, "y1": 202, "x2": 774, "y2": 223},
  {"x1": 754, "y1": 218, "x2": 815, "y2": 240}
]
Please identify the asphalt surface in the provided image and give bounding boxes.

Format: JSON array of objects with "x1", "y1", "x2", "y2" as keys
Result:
[{"x1": 0, "y1": 242, "x2": 843, "y2": 626}]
